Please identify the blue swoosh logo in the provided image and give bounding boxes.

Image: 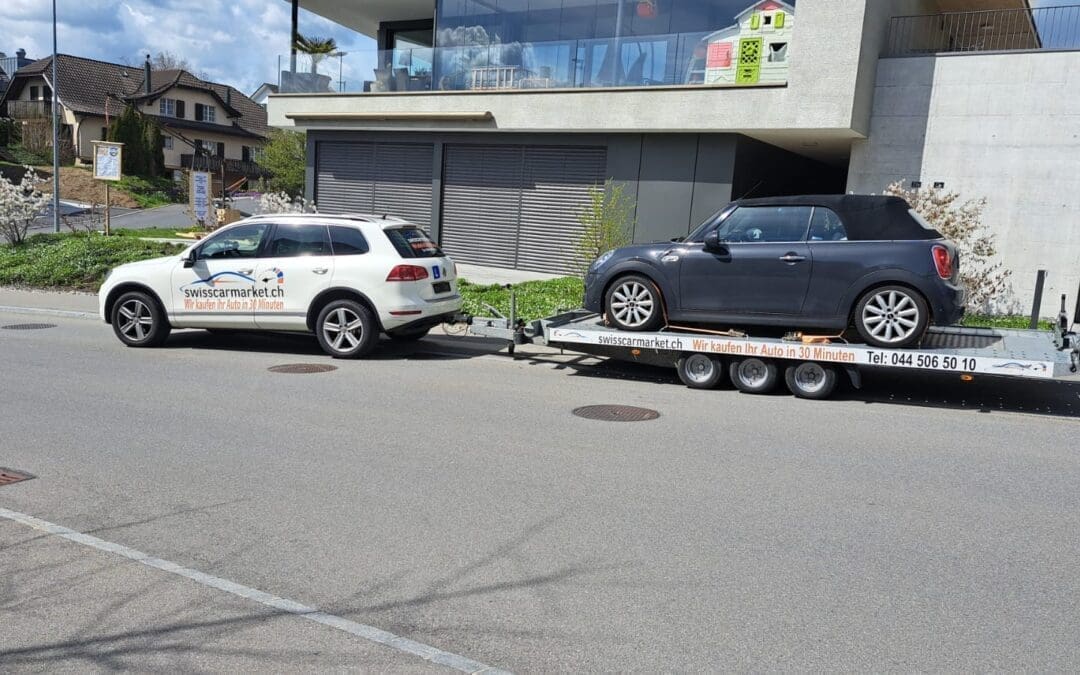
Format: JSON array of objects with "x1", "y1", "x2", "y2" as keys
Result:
[{"x1": 186, "y1": 271, "x2": 257, "y2": 286}]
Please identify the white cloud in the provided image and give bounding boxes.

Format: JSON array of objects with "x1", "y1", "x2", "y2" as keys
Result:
[{"x1": 0, "y1": 0, "x2": 376, "y2": 96}]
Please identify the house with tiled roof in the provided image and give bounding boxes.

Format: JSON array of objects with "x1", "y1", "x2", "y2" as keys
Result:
[{"x1": 0, "y1": 54, "x2": 268, "y2": 181}]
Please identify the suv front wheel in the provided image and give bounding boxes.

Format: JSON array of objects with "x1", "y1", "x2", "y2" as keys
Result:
[{"x1": 315, "y1": 299, "x2": 378, "y2": 358}]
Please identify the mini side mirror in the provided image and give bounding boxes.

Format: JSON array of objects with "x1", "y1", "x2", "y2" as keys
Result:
[{"x1": 703, "y1": 231, "x2": 725, "y2": 252}]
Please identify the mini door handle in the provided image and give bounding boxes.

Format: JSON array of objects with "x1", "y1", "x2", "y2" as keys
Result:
[
  {"x1": 312, "y1": 268, "x2": 329, "y2": 274},
  {"x1": 779, "y1": 254, "x2": 806, "y2": 263}
]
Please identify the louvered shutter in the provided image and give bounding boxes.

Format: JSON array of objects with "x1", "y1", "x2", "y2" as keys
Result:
[
  {"x1": 440, "y1": 145, "x2": 523, "y2": 267},
  {"x1": 371, "y1": 143, "x2": 434, "y2": 232}
]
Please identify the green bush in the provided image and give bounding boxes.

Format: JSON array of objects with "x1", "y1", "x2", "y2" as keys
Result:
[
  {"x1": 0, "y1": 233, "x2": 184, "y2": 291},
  {"x1": 459, "y1": 277, "x2": 584, "y2": 321}
]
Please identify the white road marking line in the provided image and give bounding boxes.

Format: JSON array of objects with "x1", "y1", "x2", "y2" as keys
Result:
[
  {"x1": 0, "y1": 305, "x2": 97, "y2": 320},
  {"x1": 0, "y1": 506, "x2": 509, "y2": 675}
]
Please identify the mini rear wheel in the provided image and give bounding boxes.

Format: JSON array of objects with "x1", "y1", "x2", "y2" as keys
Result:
[
  {"x1": 854, "y1": 285, "x2": 929, "y2": 348},
  {"x1": 111, "y1": 291, "x2": 170, "y2": 348},
  {"x1": 676, "y1": 353, "x2": 726, "y2": 390},
  {"x1": 729, "y1": 358, "x2": 778, "y2": 394},
  {"x1": 316, "y1": 300, "x2": 377, "y2": 359},
  {"x1": 784, "y1": 362, "x2": 838, "y2": 400}
]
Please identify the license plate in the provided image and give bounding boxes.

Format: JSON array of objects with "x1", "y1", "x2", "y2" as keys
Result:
[{"x1": 432, "y1": 281, "x2": 451, "y2": 294}]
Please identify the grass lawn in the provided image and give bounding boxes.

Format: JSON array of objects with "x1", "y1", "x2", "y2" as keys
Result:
[
  {"x1": 114, "y1": 175, "x2": 181, "y2": 209},
  {"x1": 458, "y1": 277, "x2": 584, "y2": 321},
  {"x1": 961, "y1": 313, "x2": 1052, "y2": 331},
  {"x1": 0, "y1": 233, "x2": 184, "y2": 292}
]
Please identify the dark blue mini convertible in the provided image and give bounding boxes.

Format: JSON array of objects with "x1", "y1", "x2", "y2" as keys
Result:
[{"x1": 583, "y1": 195, "x2": 966, "y2": 348}]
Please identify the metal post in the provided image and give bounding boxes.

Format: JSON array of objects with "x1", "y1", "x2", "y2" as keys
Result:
[
  {"x1": 104, "y1": 182, "x2": 110, "y2": 236},
  {"x1": 1030, "y1": 269, "x2": 1047, "y2": 329},
  {"x1": 1074, "y1": 279, "x2": 1080, "y2": 327},
  {"x1": 289, "y1": 0, "x2": 299, "y2": 75},
  {"x1": 51, "y1": 0, "x2": 60, "y2": 234}
]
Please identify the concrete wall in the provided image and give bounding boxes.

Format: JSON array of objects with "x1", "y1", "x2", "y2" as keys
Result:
[{"x1": 848, "y1": 52, "x2": 1080, "y2": 316}]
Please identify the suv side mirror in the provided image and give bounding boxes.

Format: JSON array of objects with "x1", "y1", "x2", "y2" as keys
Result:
[
  {"x1": 182, "y1": 250, "x2": 196, "y2": 268},
  {"x1": 703, "y1": 230, "x2": 726, "y2": 253}
]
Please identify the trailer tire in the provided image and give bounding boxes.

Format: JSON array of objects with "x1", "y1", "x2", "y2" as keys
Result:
[
  {"x1": 784, "y1": 362, "x2": 838, "y2": 400},
  {"x1": 677, "y1": 354, "x2": 726, "y2": 390},
  {"x1": 729, "y1": 358, "x2": 778, "y2": 394}
]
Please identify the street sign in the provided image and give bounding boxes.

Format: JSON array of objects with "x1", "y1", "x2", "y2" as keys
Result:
[
  {"x1": 91, "y1": 141, "x2": 123, "y2": 181},
  {"x1": 191, "y1": 171, "x2": 211, "y2": 224}
]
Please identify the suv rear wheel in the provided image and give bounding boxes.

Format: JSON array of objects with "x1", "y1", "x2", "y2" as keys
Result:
[
  {"x1": 316, "y1": 299, "x2": 378, "y2": 359},
  {"x1": 604, "y1": 275, "x2": 663, "y2": 331},
  {"x1": 854, "y1": 285, "x2": 929, "y2": 348}
]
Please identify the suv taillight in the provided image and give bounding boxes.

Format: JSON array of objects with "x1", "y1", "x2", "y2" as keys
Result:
[
  {"x1": 386, "y1": 264, "x2": 429, "y2": 282},
  {"x1": 932, "y1": 245, "x2": 953, "y2": 280}
]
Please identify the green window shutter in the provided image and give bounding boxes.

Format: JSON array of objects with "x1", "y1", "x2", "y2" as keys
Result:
[
  {"x1": 775, "y1": 11, "x2": 785, "y2": 28},
  {"x1": 750, "y1": 12, "x2": 760, "y2": 30}
]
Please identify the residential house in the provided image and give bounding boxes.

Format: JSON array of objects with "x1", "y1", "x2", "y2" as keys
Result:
[
  {"x1": 0, "y1": 49, "x2": 33, "y2": 102},
  {"x1": 0, "y1": 54, "x2": 268, "y2": 185},
  {"x1": 250, "y1": 83, "x2": 279, "y2": 109}
]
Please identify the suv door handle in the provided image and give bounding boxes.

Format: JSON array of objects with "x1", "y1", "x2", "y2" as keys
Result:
[
  {"x1": 237, "y1": 268, "x2": 254, "y2": 275},
  {"x1": 312, "y1": 267, "x2": 329, "y2": 275},
  {"x1": 779, "y1": 254, "x2": 806, "y2": 263}
]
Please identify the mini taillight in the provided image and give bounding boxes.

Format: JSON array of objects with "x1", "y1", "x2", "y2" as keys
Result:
[
  {"x1": 932, "y1": 245, "x2": 953, "y2": 280},
  {"x1": 386, "y1": 264, "x2": 430, "y2": 282}
]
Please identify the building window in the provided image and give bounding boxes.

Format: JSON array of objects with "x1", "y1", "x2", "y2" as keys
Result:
[
  {"x1": 159, "y1": 98, "x2": 176, "y2": 117},
  {"x1": 162, "y1": 136, "x2": 173, "y2": 150},
  {"x1": 241, "y1": 145, "x2": 251, "y2": 162},
  {"x1": 768, "y1": 42, "x2": 788, "y2": 62},
  {"x1": 29, "y1": 85, "x2": 38, "y2": 100},
  {"x1": 195, "y1": 103, "x2": 216, "y2": 122},
  {"x1": 100, "y1": 127, "x2": 108, "y2": 141},
  {"x1": 43, "y1": 85, "x2": 51, "y2": 100}
]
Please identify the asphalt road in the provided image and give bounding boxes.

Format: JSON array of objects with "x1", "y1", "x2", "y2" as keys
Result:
[{"x1": 1, "y1": 313, "x2": 1079, "y2": 671}]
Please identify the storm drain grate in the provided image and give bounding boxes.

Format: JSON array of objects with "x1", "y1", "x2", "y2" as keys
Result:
[
  {"x1": 0, "y1": 468, "x2": 35, "y2": 487},
  {"x1": 2, "y1": 323, "x2": 56, "y2": 330},
  {"x1": 572, "y1": 405, "x2": 660, "y2": 422},
  {"x1": 268, "y1": 363, "x2": 338, "y2": 374}
]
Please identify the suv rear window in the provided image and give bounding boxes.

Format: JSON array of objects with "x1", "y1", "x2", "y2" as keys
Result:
[{"x1": 384, "y1": 227, "x2": 442, "y2": 258}]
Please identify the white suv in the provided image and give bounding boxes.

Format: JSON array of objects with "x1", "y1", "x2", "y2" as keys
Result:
[{"x1": 99, "y1": 214, "x2": 463, "y2": 358}]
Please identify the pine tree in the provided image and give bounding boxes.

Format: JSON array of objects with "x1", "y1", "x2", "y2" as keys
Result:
[{"x1": 145, "y1": 120, "x2": 165, "y2": 178}]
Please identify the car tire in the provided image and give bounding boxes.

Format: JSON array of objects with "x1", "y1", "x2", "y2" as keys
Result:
[
  {"x1": 729, "y1": 358, "x2": 778, "y2": 394},
  {"x1": 604, "y1": 274, "x2": 664, "y2": 331},
  {"x1": 386, "y1": 325, "x2": 431, "y2": 342},
  {"x1": 854, "y1": 285, "x2": 929, "y2": 348},
  {"x1": 676, "y1": 353, "x2": 726, "y2": 390},
  {"x1": 111, "y1": 291, "x2": 170, "y2": 348},
  {"x1": 784, "y1": 362, "x2": 838, "y2": 400},
  {"x1": 315, "y1": 299, "x2": 378, "y2": 359}
]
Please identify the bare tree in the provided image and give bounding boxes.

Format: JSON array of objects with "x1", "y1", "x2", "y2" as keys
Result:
[{"x1": 150, "y1": 51, "x2": 192, "y2": 71}]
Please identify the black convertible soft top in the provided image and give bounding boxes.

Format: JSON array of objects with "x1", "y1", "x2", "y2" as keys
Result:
[{"x1": 733, "y1": 194, "x2": 941, "y2": 241}]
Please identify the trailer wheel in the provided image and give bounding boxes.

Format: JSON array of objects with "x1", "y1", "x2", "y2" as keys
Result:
[
  {"x1": 784, "y1": 362, "x2": 838, "y2": 400},
  {"x1": 677, "y1": 353, "x2": 726, "y2": 390},
  {"x1": 729, "y1": 358, "x2": 778, "y2": 394}
]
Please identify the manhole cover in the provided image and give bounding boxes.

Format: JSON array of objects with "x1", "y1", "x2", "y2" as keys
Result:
[
  {"x1": 0, "y1": 468, "x2": 35, "y2": 486},
  {"x1": 2, "y1": 323, "x2": 56, "y2": 330},
  {"x1": 572, "y1": 405, "x2": 660, "y2": 422},
  {"x1": 268, "y1": 363, "x2": 338, "y2": 374}
]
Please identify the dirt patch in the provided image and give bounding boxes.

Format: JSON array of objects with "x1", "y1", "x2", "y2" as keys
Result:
[{"x1": 33, "y1": 166, "x2": 141, "y2": 208}]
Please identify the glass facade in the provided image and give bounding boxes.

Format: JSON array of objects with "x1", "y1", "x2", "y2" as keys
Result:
[{"x1": 425, "y1": 0, "x2": 797, "y2": 90}]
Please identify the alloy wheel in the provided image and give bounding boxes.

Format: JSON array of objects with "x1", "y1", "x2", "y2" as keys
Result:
[
  {"x1": 117, "y1": 298, "x2": 153, "y2": 342},
  {"x1": 861, "y1": 289, "x2": 921, "y2": 344},
  {"x1": 322, "y1": 307, "x2": 364, "y2": 353},
  {"x1": 610, "y1": 281, "x2": 656, "y2": 328}
]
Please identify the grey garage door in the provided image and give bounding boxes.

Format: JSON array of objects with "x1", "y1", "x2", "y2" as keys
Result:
[
  {"x1": 315, "y1": 142, "x2": 434, "y2": 230},
  {"x1": 441, "y1": 144, "x2": 607, "y2": 274}
]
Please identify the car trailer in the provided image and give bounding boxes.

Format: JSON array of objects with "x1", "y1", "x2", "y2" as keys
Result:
[{"x1": 461, "y1": 291, "x2": 1080, "y2": 401}]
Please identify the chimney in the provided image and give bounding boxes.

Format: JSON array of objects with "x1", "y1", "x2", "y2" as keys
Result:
[
  {"x1": 225, "y1": 88, "x2": 232, "y2": 107},
  {"x1": 144, "y1": 54, "x2": 152, "y2": 95},
  {"x1": 16, "y1": 48, "x2": 26, "y2": 60}
]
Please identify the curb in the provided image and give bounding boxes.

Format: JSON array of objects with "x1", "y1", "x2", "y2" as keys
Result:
[{"x1": 0, "y1": 305, "x2": 97, "y2": 320}]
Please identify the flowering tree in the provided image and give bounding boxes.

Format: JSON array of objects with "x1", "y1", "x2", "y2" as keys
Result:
[
  {"x1": 258, "y1": 191, "x2": 317, "y2": 214},
  {"x1": 885, "y1": 182, "x2": 1010, "y2": 311},
  {"x1": 0, "y1": 168, "x2": 50, "y2": 245}
]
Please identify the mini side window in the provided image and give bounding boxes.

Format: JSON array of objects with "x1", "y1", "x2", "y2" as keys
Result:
[
  {"x1": 808, "y1": 207, "x2": 848, "y2": 242},
  {"x1": 329, "y1": 226, "x2": 370, "y2": 255},
  {"x1": 714, "y1": 206, "x2": 812, "y2": 243}
]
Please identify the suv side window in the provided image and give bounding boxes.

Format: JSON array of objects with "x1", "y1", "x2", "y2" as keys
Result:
[
  {"x1": 808, "y1": 207, "x2": 848, "y2": 242},
  {"x1": 197, "y1": 223, "x2": 270, "y2": 260},
  {"x1": 714, "y1": 206, "x2": 813, "y2": 243},
  {"x1": 329, "y1": 225, "x2": 370, "y2": 255},
  {"x1": 266, "y1": 224, "x2": 331, "y2": 257}
]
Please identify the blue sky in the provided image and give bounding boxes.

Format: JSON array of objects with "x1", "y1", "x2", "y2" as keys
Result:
[
  {"x1": 0, "y1": 1, "x2": 1074, "y2": 95},
  {"x1": 0, "y1": 0, "x2": 377, "y2": 95}
]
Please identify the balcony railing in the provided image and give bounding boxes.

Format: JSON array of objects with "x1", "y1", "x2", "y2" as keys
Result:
[
  {"x1": 886, "y1": 5, "x2": 1080, "y2": 57},
  {"x1": 277, "y1": 29, "x2": 791, "y2": 94},
  {"x1": 7, "y1": 100, "x2": 52, "y2": 118},
  {"x1": 180, "y1": 154, "x2": 268, "y2": 178}
]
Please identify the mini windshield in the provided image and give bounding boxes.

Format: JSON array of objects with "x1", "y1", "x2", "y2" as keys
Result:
[{"x1": 686, "y1": 204, "x2": 737, "y2": 242}]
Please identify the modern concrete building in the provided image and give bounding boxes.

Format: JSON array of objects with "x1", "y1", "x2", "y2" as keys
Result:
[{"x1": 269, "y1": 0, "x2": 1079, "y2": 313}]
